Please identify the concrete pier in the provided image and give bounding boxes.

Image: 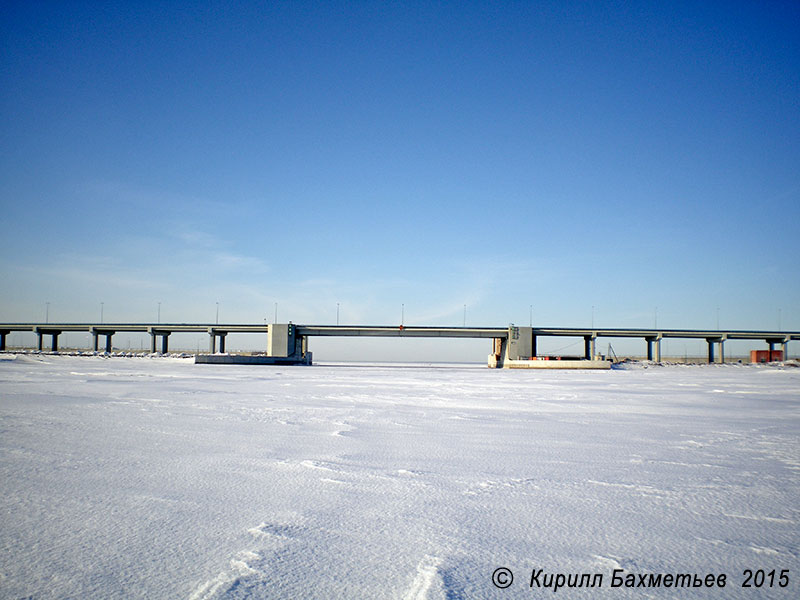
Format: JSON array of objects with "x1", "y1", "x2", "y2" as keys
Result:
[
  {"x1": 0, "y1": 330, "x2": 8, "y2": 351},
  {"x1": 208, "y1": 328, "x2": 227, "y2": 353},
  {"x1": 489, "y1": 326, "x2": 610, "y2": 368},
  {"x1": 266, "y1": 323, "x2": 311, "y2": 364},
  {"x1": 34, "y1": 327, "x2": 60, "y2": 351},
  {"x1": 584, "y1": 335, "x2": 596, "y2": 360},
  {"x1": 148, "y1": 329, "x2": 170, "y2": 354},
  {"x1": 706, "y1": 337, "x2": 727, "y2": 364},
  {"x1": 199, "y1": 323, "x2": 311, "y2": 365},
  {"x1": 645, "y1": 335, "x2": 662, "y2": 362},
  {"x1": 90, "y1": 328, "x2": 115, "y2": 352}
]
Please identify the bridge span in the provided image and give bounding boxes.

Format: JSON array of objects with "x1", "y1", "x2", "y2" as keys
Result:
[{"x1": 0, "y1": 322, "x2": 797, "y2": 367}]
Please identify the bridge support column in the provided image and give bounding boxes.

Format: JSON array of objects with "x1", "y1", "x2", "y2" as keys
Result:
[
  {"x1": 149, "y1": 330, "x2": 170, "y2": 354},
  {"x1": 35, "y1": 328, "x2": 60, "y2": 352},
  {"x1": 264, "y1": 324, "x2": 311, "y2": 364},
  {"x1": 584, "y1": 335, "x2": 596, "y2": 360},
  {"x1": 0, "y1": 330, "x2": 8, "y2": 351},
  {"x1": 646, "y1": 334, "x2": 661, "y2": 363},
  {"x1": 208, "y1": 330, "x2": 227, "y2": 353},
  {"x1": 531, "y1": 335, "x2": 537, "y2": 358},
  {"x1": 645, "y1": 336, "x2": 662, "y2": 362},
  {"x1": 707, "y1": 337, "x2": 725, "y2": 364},
  {"x1": 507, "y1": 326, "x2": 532, "y2": 360},
  {"x1": 90, "y1": 330, "x2": 114, "y2": 353},
  {"x1": 489, "y1": 338, "x2": 506, "y2": 368},
  {"x1": 766, "y1": 337, "x2": 787, "y2": 361}
]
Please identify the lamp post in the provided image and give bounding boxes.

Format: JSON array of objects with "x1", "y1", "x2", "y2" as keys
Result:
[
  {"x1": 336, "y1": 303, "x2": 340, "y2": 326},
  {"x1": 100, "y1": 302, "x2": 104, "y2": 324},
  {"x1": 157, "y1": 302, "x2": 161, "y2": 324},
  {"x1": 216, "y1": 302, "x2": 219, "y2": 325},
  {"x1": 45, "y1": 302, "x2": 50, "y2": 323}
]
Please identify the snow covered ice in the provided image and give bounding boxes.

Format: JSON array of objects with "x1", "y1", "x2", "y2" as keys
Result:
[{"x1": 1, "y1": 355, "x2": 798, "y2": 599}]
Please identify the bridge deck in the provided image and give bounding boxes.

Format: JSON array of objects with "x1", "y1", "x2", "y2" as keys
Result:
[{"x1": 0, "y1": 323, "x2": 798, "y2": 341}]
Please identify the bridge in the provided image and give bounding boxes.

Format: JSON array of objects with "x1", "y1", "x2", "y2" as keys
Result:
[{"x1": 0, "y1": 322, "x2": 797, "y2": 367}]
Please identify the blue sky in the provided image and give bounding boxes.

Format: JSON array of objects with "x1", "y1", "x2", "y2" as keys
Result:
[{"x1": 1, "y1": 1, "x2": 798, "y2": 359}]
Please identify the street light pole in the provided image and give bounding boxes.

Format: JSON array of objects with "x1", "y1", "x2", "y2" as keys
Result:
[
  {"x1": 216, "y1": 302, "x2": 219, "y2": 325},
  {"x1": 100, "y1": 302, "x2": 104, "y2": 324}
]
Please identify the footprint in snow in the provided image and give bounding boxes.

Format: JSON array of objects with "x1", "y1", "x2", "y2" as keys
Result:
[
  {"x1": 403, "y1": 555, "x2": 443, "y2": 600},
  {"x1": 189, "y1": 517, "x2": 306, "y2": 600}
]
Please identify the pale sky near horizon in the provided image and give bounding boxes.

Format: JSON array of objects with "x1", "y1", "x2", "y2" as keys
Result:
[{"x1": 1, "y1": 1, "x2": 798, "y2": 359}]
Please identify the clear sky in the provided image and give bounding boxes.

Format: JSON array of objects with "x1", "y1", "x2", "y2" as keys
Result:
[{"x1": 2, "y1": 1, "x2": 799, "y2": 359}]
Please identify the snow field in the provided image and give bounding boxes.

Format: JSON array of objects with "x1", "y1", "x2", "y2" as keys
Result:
[{"x1": 0, "y1": 355, "x2": 798, "y2": 599}]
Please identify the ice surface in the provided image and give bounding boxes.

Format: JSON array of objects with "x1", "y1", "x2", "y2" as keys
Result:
[{"x1": 1, "y1": 356, "x2": 798, "y2": 598}]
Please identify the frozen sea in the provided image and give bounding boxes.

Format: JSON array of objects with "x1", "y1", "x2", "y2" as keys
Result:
[{"x1": 1, "y1": 355, "x2": 798, "y2": 599}]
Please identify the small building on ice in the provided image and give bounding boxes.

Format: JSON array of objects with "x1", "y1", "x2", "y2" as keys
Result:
[{"x1": 751, "y1": 349, "x2": 784, "y2": 363}]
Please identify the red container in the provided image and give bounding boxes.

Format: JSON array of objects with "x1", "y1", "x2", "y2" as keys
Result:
[{"x1": 751, "y1": 350, "x2": 784, "y2": 363}]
